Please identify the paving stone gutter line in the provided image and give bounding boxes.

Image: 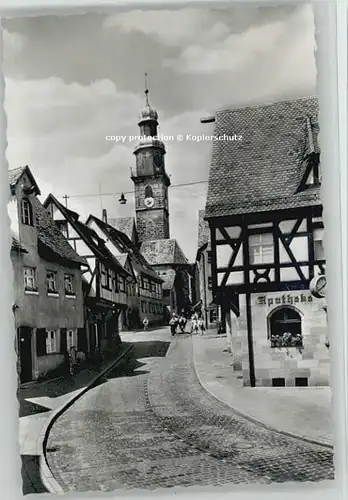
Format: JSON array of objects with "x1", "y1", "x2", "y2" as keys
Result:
[
  {"x1": 190, "y1": 336, "x2": 334, "y2": 451},
  {"x1": 37, "y1": 343, "x2": 134, "y2": 495}
]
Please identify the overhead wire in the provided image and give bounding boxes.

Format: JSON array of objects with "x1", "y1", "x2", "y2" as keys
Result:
[{"x1": 58, "y1": 178, "x2": 209, "y2": 200}]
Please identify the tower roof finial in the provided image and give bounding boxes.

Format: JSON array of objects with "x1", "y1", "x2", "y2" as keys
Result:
[{"x1": 144, "y1": 72, "x2": 149, "y2": 105}]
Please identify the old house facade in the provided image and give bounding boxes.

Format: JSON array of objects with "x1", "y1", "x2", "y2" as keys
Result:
[
  {"x1": 43, "y1": 195, "x2": 133, "y2": 356},
  {"x1": 195, "y1": 210, "x2": 223, "y2": 329},
  {"x1": 9, "y1": 166, "x2": 86, "y2": 383},
  {"x1": 86, "y1": 212, "x2": 164, "y2": 327},
  {"x1": 204, "y1": 97, "x2": 329, "y2": 388}
]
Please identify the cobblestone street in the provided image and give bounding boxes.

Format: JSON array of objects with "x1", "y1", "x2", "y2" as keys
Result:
[{"x1": 46, "y1": 331, "x2": 334, "y2": 492}]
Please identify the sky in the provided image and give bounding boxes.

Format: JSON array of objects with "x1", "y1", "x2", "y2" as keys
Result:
[{"x1": 2, "y1": 3, "x2": 317, "y2": 262}]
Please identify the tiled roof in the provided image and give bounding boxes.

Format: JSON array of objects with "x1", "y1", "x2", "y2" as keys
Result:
[
  {"x1": 43, "y1": 196, "x2": 130, "y2": 276},
  {"x1": 86, "y1": 215, "x2": 161, "y2": 281},
  {"x1": 205, "y1": 96, "x2": 321, "y2": 218},
  {"x1": 108, "y1": 217, "x2": 135, "y2": 241},
  {"x1": 197, "y1": 210, "x2": 210, "y2": 250},
  {"x1": 8, "y1": 166, "x2": 26, "y2": 186},
  {"x1": 34, "y1": 197, "x2": 87, "y2": 265},
  {"x1": 157, "y1": 269, "x2": 176, "y2": 290},
  {"x1": 8, "y1": 165, "x2": 41, "y2": 195},
  {"x1": 140, "y1": 239, "x2": 188, "y2": 266}
]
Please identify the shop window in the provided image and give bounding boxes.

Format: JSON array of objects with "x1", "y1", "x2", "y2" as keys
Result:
[
  {"x1": 21, "y1": 198, "x2": 34, "y2": 226},
  {"x1": 269, "y1": 306, "x2": 303, "y2": 348}
]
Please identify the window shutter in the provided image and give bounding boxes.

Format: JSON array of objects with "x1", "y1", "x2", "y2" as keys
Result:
[
  {"x1": 60, "y1": 328, "x2": 67, "y2": 354},
  {"x1": 77, "y1": 328, "x2": 87, "y2": 352},
  {"x1": 36, "y1": 328, "x2": 46, "y2": 357}
]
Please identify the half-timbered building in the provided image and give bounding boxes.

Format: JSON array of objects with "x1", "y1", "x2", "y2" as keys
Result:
[
  {"x1": 43, "y1": 194, "x2": 134, "y2": 356},
  {"x1": 86, "y1": 211, "x2": 164, "y2": 327},
  {"x1": 195, "y1": 210, "x2": 225, "y2": 330},
  {"x1": 204, "y1": 96, "x2": 329, "y2": 388},
  {"x1": 9, "y1": 166, "x2": 86, "y2": 382}
]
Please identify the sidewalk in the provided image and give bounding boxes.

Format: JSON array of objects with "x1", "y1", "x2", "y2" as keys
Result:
[
  {"x1": 19, "y1": 342, "x2": 133, "y2": 455},
  {"x1": 192, "y1": 333, "x2": 333, "y2": 448}
]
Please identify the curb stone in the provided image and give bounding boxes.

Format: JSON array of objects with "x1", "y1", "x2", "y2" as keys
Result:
[
  {"x1": 37, "y1": 343, "x2": 134, "y2": 494},
  {"x1": 191, "y1": 336, "x2": 333, "y2": 451}
]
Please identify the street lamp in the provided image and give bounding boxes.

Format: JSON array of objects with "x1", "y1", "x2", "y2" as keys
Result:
[{"x1": 119, "y1": 193, "x2": 127, "y2": 205}]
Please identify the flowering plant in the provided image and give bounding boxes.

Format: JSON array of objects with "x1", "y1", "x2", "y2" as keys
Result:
[{"x1": 270, "y1": 332, "x2": 303, "y2": 348}]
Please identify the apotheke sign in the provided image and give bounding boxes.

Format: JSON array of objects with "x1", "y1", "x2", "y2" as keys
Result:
[{"x1": 257, "y1": 294, "x2": 313, "y2": 307}]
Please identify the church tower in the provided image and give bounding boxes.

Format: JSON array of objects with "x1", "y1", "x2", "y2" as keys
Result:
[{"x1": 132, "y1": 76, "x2": 170, "y2": 243}]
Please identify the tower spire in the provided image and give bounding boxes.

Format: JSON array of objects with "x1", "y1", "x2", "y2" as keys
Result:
[{"x1": 144, "y1": 72, "x2": 149, "y2": 106}]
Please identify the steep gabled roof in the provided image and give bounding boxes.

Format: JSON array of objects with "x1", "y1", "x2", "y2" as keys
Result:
[
  {"x1": 205, "y1": 96, "x2": 321, "y2": 219},
  {"x1": 87, "y1": 215, "x2": 161, "y2": 282},
  {"x1": 108, "y1": 217, "x2": 136, "y2": 242},
  {"x1": 140, "y1": 239, "x2": 189, "y2": 266},
  {"x1": 34, "y1": 197, "x2": 87, "y2": 266},
  {"x1": 43, "y1": 195, "x2": 130, "y2": 277},
  {"x1": 8, "y1": 166, "x2": 41, "y2": 195}
]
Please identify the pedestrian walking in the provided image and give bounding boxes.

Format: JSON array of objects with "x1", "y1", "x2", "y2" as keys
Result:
[
  {"x1": 198, "y1": 318, "x2": 205, "y2": 336},
  {"x1": 143, "y1": 316, "x2": 149, "y2": 331},
  {"x1": 179, "y1": 315, "x2": 187, "y2": 333},
  {"x1": 68, "y1": 346, "x2": 77, "y2": 375},
  {"x1": 191, "y1": 317, "x2": 199, "y2": 335},
  {"x1": 169, "y1": 314, "x2": 178, "y2": 336}
]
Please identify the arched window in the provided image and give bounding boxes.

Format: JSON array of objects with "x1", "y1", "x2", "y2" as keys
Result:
[
  {"x1": 269, "y1": 306, "x2": 303, "y2": 348},
  {"x1": 21, "y1": 198, "x2": 33, "y2": 226},
  {"x1": 145, "y1": 185, "x2": 153, "y2": 199}
]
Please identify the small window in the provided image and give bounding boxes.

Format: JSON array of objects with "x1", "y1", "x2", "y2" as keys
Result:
[
  {"x1": 249, "y1": 233, "x2": 274, "y2": 265},
  {"x1": 207, "y1": 252, "x2": 212, "y2": 264},
  {"x1": 208, "y1": 277, "x2": 213, "y2": 290},
  {"x1": 46, "y1": 330, "x2": 58, "y2": 354},
  {"x1": 118, "y1": 276, "x2": 125, "y2": 293},
  {"x1": 100, "y1": 264, "x2": 110, "y2": 288},
  {"x1": 21, "y1": 198, "x2": 33, "y2": 226},
  {"x1": 313, "y1": 229, "x2": 325, "y2": 260},
  {"x1": 66, "y1": 329, "x2": 76, "y2": 351},
  {"x1": 295, "y1": 377, "x2": 308, "y2": 387},
  {"x1": 47, "y1": 271, "x2": 58, "y2": 294},
  {"x1": 145, "y1": 185, "x2": 153, "y2": 199},
  {"x1": 24, "y1": 267, "x2": 37, "y2": 291},
  {"x1": 64, "y1": 274, "x2": 75, "y2": 295},
  {"x1": 272, "y1": 378, "x2": 285, "y2": 387},
  {"x1": 56, "y1": 220, "x2": 68, "y2": 238}
]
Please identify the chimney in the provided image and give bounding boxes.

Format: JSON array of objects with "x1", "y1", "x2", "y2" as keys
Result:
[{"x1": 102, "y1": 209, "x2": 107, "y2": 224}]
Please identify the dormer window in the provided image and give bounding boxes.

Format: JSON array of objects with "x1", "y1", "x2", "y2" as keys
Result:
[{"x1": 21, "y1": 198, "x2": 33, "y2": 226}]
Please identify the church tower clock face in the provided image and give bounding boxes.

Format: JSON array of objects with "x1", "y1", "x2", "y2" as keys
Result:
[{"x1": 144, "y1": 197, "x2": 155, "y2": 208}]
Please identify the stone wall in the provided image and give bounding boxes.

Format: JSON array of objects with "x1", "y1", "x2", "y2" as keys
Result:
[
  {"x1": 136, "y1": 209, "x2": 169, "y2": 241},
  {"x1": 231, "y1": 291, "x2": 330, "y2": 387}
]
